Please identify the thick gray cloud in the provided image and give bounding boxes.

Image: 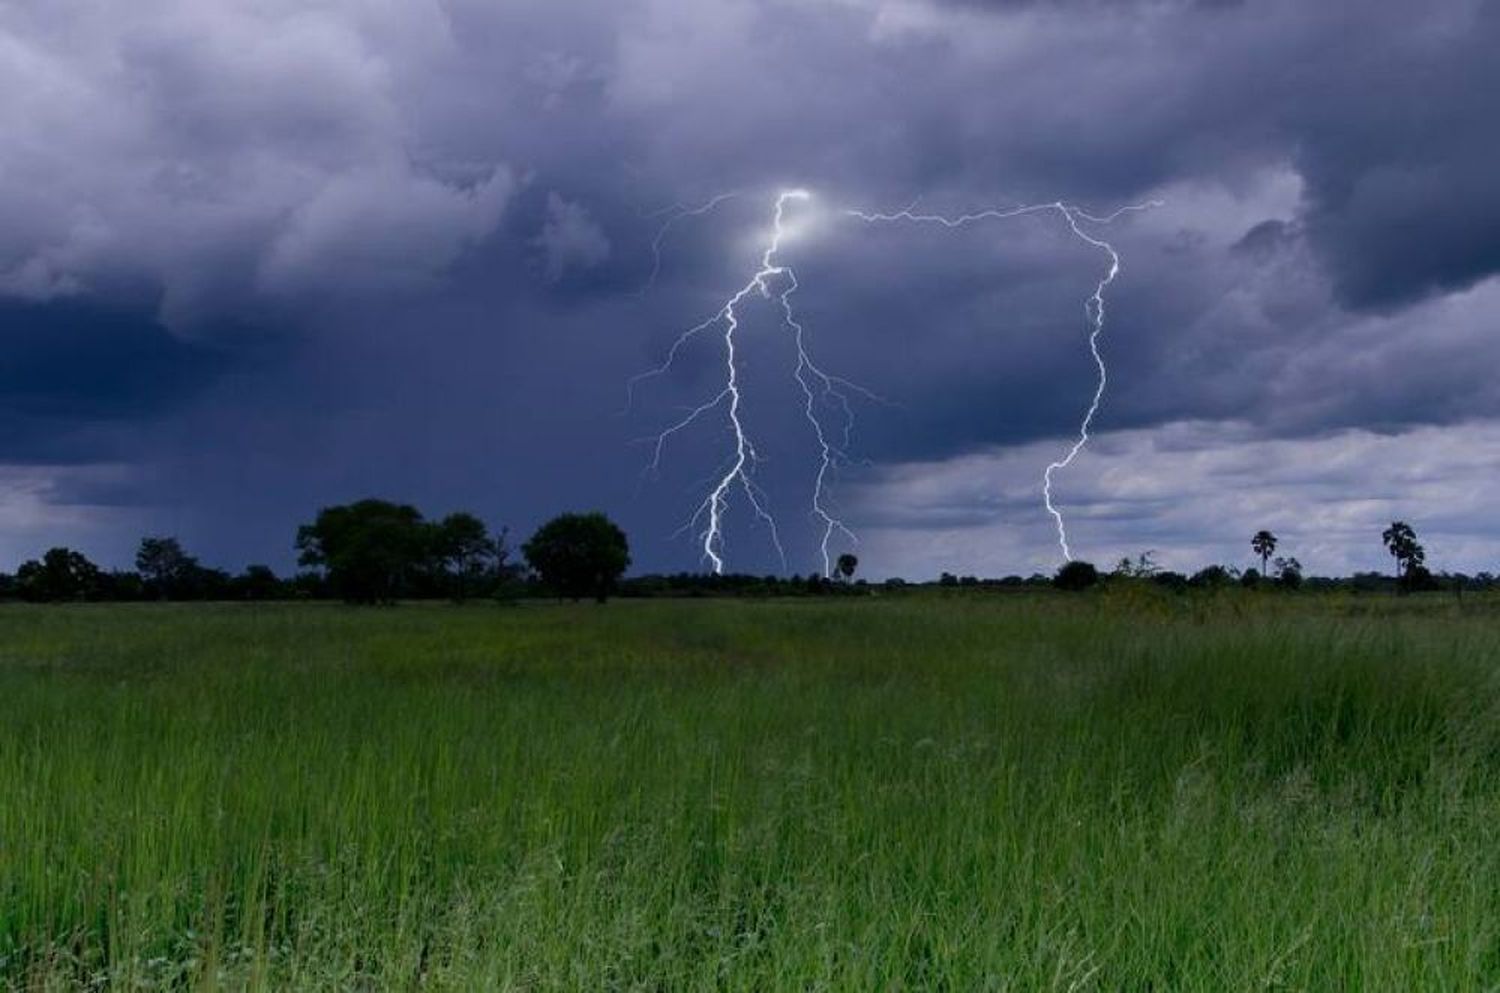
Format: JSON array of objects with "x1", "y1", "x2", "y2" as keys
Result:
[
  {"x1": 1, "y1": 0, "x2": 1497, "y2": 577},
  {"x1": 0, "y1": 1, "x2": 513, "y2": 327}
]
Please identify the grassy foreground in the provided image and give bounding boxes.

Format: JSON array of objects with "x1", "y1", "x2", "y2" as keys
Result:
[{"x1": 2, "y1": 593, "x2": 1500, "y2": 990}]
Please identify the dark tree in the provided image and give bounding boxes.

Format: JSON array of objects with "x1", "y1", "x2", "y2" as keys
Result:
[
  {"x1": 136, "y1": 536, "x2": 199, "y2": 599},
  {"x1": 1053, "y1": 560, "x2": 1100, "y2": 592},
  {"x1": 1189, "y1": 565, "x2": 1235, "y2": 589},
  {"x1": 1273, "y1": 556, "x2": 1303, "y2": 590},
  {"x1": 98, "y1": 570, "x2": 145, "y2": 601},
  {"x1": 836, "y1": 553, "x2": 859, "y2": 582},
  {"x1": 1251, "y1": 530, "x2": 1278, "y2": 578},
  {"x1": 296, "y1": 499, "x2": 431, "y2": 604},
  {"x1": 522, "y1": 512, "x2": 630, "y2": 602},
  {"x1": 16, "y1": 547, "x2": 102, "y2": 602},
  {"x1": 1403, "y1": 563, "x2": 1439, "y2": 592},
  {"x1": 1381, "y1": 521, "x2": 1425, "y2": 591},
  {"x1": 434, "y1": 512, "x2": 496, "y2": 602},
  {"x1": 1152, "y1": 570, "x2": 1189, "y2": 593},
  {"x1": 234, "y1": 565, "x2": 283, "y2": 600}
]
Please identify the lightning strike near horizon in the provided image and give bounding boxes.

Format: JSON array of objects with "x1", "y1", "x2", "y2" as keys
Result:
[
  {"x1": 632, "y1": 189, "x2": 869, "y2": 576},
  {"x1": 847, "y1": 198, "x2": 1161, "y2": 562}
]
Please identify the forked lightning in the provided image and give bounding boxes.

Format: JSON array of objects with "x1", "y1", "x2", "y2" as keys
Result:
[
  {"x1": 634, "y1": 189, "x2": 1158, "y2": 572},
  {"x1": 848, "y1": 199, "x2": 1160, "y2": 561},
  {"x1": 632, "y1": 190, "x2": 866, "y2": 576}
]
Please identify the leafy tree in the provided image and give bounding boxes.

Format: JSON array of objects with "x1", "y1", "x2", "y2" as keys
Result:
[
  {"x1": 135, "y1": 536, "x2": 200, "y2": 599},
  {"x1": 522, "y1": 512, "x2": 630, "y2": 602},
  {"x1": 1189, "y1": 565, "x2": 1235, "y2": 589},
  {"x1": 1251, "y1": 530, "x2": 1278, "y2": 577},
  {"x1": 1053, "y1": 560, "x2": 1100, "y2": 592},
  {"x1": 16, "y1": 547, "x2": 102, "y2": 602},
  {"x1": 1381, "y1": 521, "x2": 1426, "y2": 591},
  {"x1": 434, "y1": 512, "x2": 497, "y2": 601},
  {"x1": 836, "y1": 553, "x2": 859, "y2": 582},
  {"x1": 234, "y1": 565, "x2": 282, "y2": 601},
  {"x1": 1240, "y1": 567, "x2": 1262, "y2": 588},
  {"x1": 296, "y1": 499, "x2": 432, "y2": 604},
  {"x1": 1403, "y1": 563, "x2": 1440, "y2": 592},
  {"x1": 188, "y1": 567, "x2": 232, "y2": 600},
  {"x1": 1273, "y1": 555, "x2": 1303, "y2": 590},
  {"x1": 97, "y1": 570, "x2": 145, "y2": 601}
]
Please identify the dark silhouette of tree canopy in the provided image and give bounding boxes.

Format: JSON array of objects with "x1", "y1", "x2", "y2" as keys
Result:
[
  {"x1": 1273, "y1": 556, "x2": 1303, "y2": 589},
  {"x1": 1189, "y1": 565, "x2": 1235, "y2": 589},
  {"x1": 836, "y1": 553, "x2": 859, "y2": 582},
  {"x1": 1382, "y1": 521, "x2": 1426, "y2": 591},
  {"x1": 135, "y1": 536, "x2": 200, "y2": 599},
  {"x1": 1053, "y1": 560, "x2": 1100, "y2": 592},
  {"x1": 296, "y1": 499, "x2": 431, "y2": 604},
  {"x1": 16, "y1": 547, "x2": 101, "y2": 602},
  {"x1": 433, "y1": 512, "x2": 497, "y2": 602},
  {"x1": 1251, "y1": 530, "x2": 1278, "y2": 577},
  {"x1": 522, "y1": 512, "x2": 630, "y2": 602},
  {"x1": 234, "y1": 565, "x2": 282, "y2": 601}
]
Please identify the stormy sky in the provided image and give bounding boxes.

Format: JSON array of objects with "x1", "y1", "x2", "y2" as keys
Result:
[{"x1": 2, "y1": 0, "x2": 1498, "y2": 579}]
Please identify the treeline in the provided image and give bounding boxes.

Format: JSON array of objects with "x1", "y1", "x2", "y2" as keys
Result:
[
  {"x1": 0, "y1": 499, "x2": 636, "y2": 605},
  {"x1": 1, "y1": 502, "x2": 1493, "y2": 603},
  {"x1": 0, "y1": 501, "x2": 494, "y2": 604},
  {"x1": 1044, "y1": 524, "x2": 1493, "y2": 596}
]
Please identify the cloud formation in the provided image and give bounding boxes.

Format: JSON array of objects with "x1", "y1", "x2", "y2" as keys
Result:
[
  {"x1": 847, "y1": 419, "x2": 1500, "y2": 578},
  {"x1": 534, "y1": 193, "x2": 611, "y2": 283},
  {"x1": 2, "y1": 0, "x2": 1497, "y2": 576},
  {"x1": 0, "y1": 1, "x2": 512, "y2": 328}
]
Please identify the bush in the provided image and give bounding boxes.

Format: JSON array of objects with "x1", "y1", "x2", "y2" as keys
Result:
[
  {"x1": 1053, "y1": 560, "x2": 1100, "y2": 592},
  {"x1": 1189, "y1": 565, "x2": 1234, "y2": 589}
]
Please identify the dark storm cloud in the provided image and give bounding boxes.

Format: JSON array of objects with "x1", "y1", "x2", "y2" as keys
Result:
[
  {"x1": 1, "y1": 0, "x2": 1498, "y2": 575},
  {"x1": 0, "y1": 302, "x2": 230, "y2": 420},
  {"x1": 0, "y1": 300, "x2": 250, "y2": 464}
]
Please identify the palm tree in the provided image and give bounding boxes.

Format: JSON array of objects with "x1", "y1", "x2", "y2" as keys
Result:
[
  {"x1": 1251, "y1": 530, "x2": 1277, "y2": 577},
  {"x1": 1382, "y1": 521, "x2": 1424, "y2": 588}
]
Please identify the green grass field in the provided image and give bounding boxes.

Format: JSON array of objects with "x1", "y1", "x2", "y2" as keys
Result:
[{"x1": 3, "y1": 592, "x2": 1499, "y2": 990}]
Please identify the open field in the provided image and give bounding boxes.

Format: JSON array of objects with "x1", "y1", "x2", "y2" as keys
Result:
[{"x1": 3, "y1": 593, "x2": 1500, "y2": 990}]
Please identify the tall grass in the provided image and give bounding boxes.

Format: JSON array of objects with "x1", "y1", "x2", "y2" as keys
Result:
[{"x1": 2, "y1": 593, "x2": 1498, "y2": 989}]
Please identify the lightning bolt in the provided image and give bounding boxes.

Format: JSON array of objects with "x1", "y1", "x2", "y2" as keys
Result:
[
  {"x1": 633, "y1": 189, "x2": 869, "y2": 576},
  {"x1": 637, "y1": 192, "x2": 741, "y2": 297},
  {"x1": 847, "y1": 199, "x2": 1160, "y2": 562}
]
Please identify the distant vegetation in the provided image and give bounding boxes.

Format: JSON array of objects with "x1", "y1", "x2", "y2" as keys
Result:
[{"x1": 0, "y1": 506, "x2": 1487, "y2": 603}]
